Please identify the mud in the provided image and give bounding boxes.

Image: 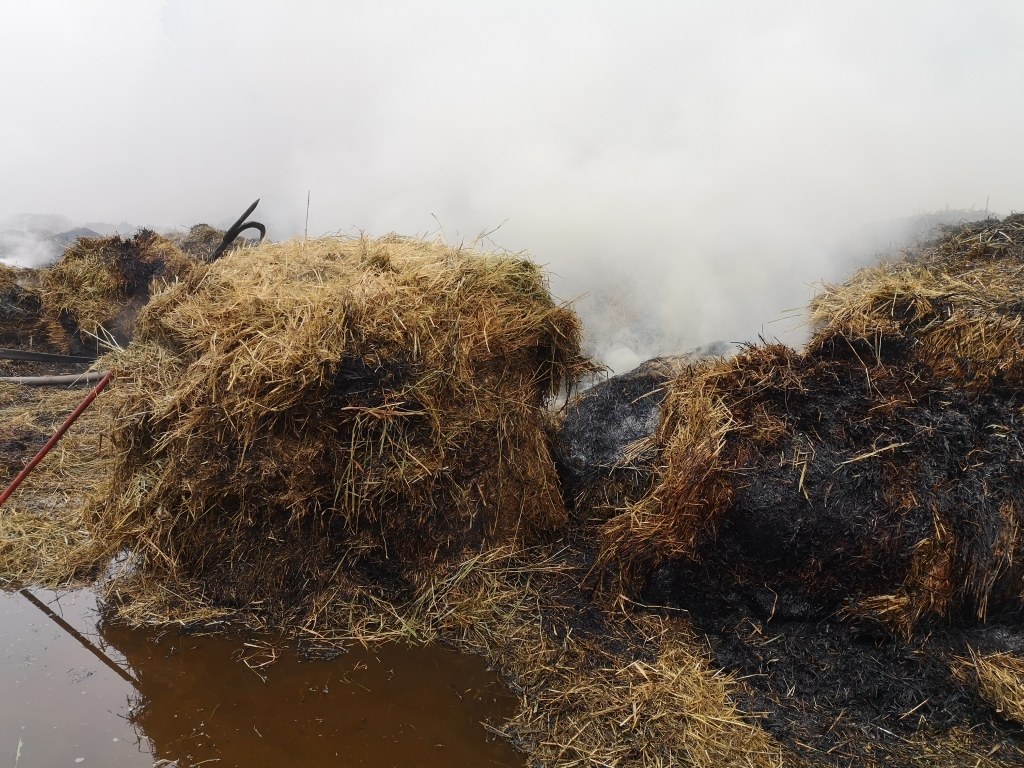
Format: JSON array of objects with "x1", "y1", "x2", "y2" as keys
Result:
[{"x1": 0, "y1": 589, "x2": 522, "y2": 767}]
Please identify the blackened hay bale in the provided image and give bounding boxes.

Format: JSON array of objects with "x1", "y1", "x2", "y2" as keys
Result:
[
  {"x1": 599, "y1": 215, "x2": 1024, "y2": 634},
  {"x1": 0, "y1": 263, "x2": 66, "y2": 352},
  {"x1": 42, "y1": 230, "x2": 193, "y2": 346},
  {"x1": 91, "y1": 235, "x2": 591, "y2": 617},
  {"x1": 554, "y1": 356, "x2": 681, "y2": 515}
]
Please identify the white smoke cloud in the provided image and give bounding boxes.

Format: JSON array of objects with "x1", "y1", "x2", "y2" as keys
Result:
[
  {"x1": 0, "y1": 230, "x2": 62, "y2": 269},
  {"x1": 2, "y1": 1, "x2": 1022, "y2": 369}
]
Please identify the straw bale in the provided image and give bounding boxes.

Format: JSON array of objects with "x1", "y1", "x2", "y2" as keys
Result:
[
  {"x1": 172, "y1": 223, "x2": 225, "y2": 261},
  {"x1": 598, "y1": 215, "x2": 1024, "y2": 633},
  {"x1": 42, "y1": 229, "x2": 193, "y2": 346},
  {"x1": 91, "y1": 235, "x2": 592, "y2": 620}
]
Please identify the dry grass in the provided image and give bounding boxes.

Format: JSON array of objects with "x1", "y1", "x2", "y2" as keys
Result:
[
  {"x1": 0, "y1": 382, "x2": 110, "y2": 587},
  {"x1": 815, "y1": 723, "x2": 1024, "y2": 768},
  {"x1": 495, "y1": 610, "x2": 783, "y2": 768},
  {"x1": 597, "y1": 362, "x2": 735, "y2": 593},
  {"x1": 0, "y1": 263, "x2": 17, "y2": 291},
  {"x1": 102, "y1": 575, "x2": 236, "y2": 628},
  {"x1": 0, "y1": 263, "x2": 43, "y2": 296},
  {"x1": 955, "y1": 649, "x2": 1024, "y2": 725}
]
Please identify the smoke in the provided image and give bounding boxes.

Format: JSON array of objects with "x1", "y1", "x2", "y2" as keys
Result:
[
  {"x1": 0, "y1": 214, "x2": 135, "y2": 268},
  {"x1": 0, "y1": 215, "x2": 68, "y2": 267},
  {"x1": 2, "y1": 2, "x2": 1023, "y2": 370}
]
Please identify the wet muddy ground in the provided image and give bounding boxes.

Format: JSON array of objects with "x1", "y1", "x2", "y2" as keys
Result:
[{"x1": 1, "y1": 588, "x2": 522, "y2": 767}]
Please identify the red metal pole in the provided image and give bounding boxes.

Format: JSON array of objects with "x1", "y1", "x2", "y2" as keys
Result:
[{"x1": 0, "y1": 371, "x2": 113, "y2": 508}]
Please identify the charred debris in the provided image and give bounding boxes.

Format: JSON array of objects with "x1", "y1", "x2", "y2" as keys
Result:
[{"x1": 2, "y1": 215, "x2": 1024, "y2": 766}]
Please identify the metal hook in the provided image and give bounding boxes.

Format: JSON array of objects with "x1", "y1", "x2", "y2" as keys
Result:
[{"x1": 210, "y1": 198, "x2": 266, "y2": 261}]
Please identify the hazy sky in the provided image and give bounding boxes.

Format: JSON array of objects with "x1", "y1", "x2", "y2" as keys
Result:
[{"x1": 2, "y1": 2, "x2": 1022, "y2": 370}]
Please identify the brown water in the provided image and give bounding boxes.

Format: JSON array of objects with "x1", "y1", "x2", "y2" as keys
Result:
[{"x1": 1, "y1": 588, "x2": 523, "y2": 767}]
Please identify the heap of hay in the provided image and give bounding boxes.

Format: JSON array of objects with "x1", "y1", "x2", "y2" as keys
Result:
[
  {"x1": 92, "y1": 235, "x2": 591, "y2": 620},
  {"x1": 599, "y1": 215, "x2": 1024, "y2": 635},
  {"x1": 42, "y1": 230, "x2": 193, "y2": 348}
]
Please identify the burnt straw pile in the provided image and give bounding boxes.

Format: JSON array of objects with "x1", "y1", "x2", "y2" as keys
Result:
[
  {"x1": 598, "y1": 214, "x2": 1024, "y2": 632},
  {"x1": 557, "y1": 214, "x2": 1024, "y2": 762},
  {"x1": 92, "y1": 235, "x2": 591, "y2": 621},
  {"x1": 0, "y1": 263, "x2": 56, "y2": 354}
]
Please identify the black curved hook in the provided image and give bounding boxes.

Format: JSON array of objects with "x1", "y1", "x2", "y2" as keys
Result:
[
  {"x1": 230, "y1": 221, "x2": 267, "y2": 241},
  {"x1": 210, "y1": 198, "x2": 266, "y2": 261}
]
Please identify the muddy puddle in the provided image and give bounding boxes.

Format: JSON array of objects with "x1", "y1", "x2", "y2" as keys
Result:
[{"x1": 1, "y1": 588, "x2": 522, "y2": 767}]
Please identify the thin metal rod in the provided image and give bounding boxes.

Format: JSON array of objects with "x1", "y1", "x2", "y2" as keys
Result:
[
  {"x1": 0, "y1": 370, "x2": 112, "y2": 507},
  {"x1": 0, "y1": 370, "x2": 109, "y2": 386},
  {"x1": 0, "y1": 347, "x2": 95, "y2": 364},
  {"x1": 19, "y1": 589, "x2": 138, "y2": 685}
]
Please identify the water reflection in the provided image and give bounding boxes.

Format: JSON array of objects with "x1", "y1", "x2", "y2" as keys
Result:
[
  {"x1": 1, "y1": 589, "x2": 523, "y2": 767},
  {"x1": 0, "y1": 589, "x2": 146, "y2": 767}
]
